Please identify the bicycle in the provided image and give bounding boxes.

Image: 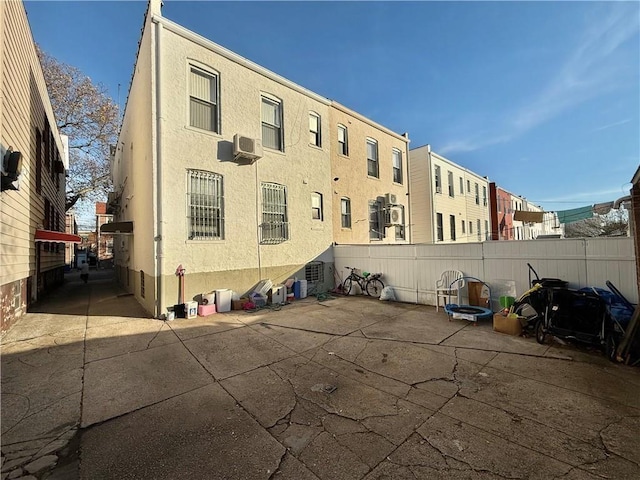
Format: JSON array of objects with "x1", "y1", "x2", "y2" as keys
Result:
[{"x1": 340, "y1": 267, "x2": 385, "y2": 298}]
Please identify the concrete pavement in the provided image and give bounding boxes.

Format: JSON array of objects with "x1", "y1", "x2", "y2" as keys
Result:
[{"x1": 1, "y1": 269, "x2": 639, "y2": 479}]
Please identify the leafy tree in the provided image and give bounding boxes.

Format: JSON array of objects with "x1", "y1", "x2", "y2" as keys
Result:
[
  {"x1": 564, "y1": 209, "x2": 629, "y2": 238},
  {"x1": 37, "y1": 47, "x2": 119, "y2": 211}
]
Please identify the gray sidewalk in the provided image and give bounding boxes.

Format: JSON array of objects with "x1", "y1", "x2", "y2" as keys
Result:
[{"x1": 2, "y1": 270, "x2": 639, "y2": 479}]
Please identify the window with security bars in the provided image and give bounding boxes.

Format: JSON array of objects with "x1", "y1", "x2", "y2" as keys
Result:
[
  {"x1": 305, "y1": 262, "x2": 324, "y2": 284},
  {"x1": 309, "y1": 112, "x2": 321, "y2": 147},
  {"x1": 366, "y1": 138, "x2": 378, "y2": 178},
  {"x1": 338, "y1": 124, "x2": 348, "y2": 156},
  {"x1": 261, "y1": 182, "x2": 289, "y2": 244},
  {"x1": 262, "y1": 96, "x2": 283, "y2": 151},
  {"x1": 189, "y1": 66, "x2": 218, "y2": 133},
  {"x1": 369, "y1": 200, "x2": 383, "y2": 240},
  {"x1": 341, "y1": 198, "x2": 351, "y2": 228},
  {"x1": 187, "y1": 170, "x2": 224, "y2": 240},
  {"x1": 392, "y1": 149, "x2": 403, "y2": 184}
]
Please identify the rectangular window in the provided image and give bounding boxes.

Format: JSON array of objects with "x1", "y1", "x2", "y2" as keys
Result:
[
  {"x1": 187, "y1": 170, "x2": 224, "y2": 240},
  {"x1": 485, "y1": 220, "x2": 489, "y2": 240},
  {"x1": 450, "y1": 215, "x2": 456, "y2": 241},
  {"x1": 12, "y1": 281, "x2": 21, "y2": 310},
  {"x1": 395, "y1": 205, "x2": 405, "y2": 240},
  {"x1": 448, "y1": 171, "x2": 454, "y2": 197},
  {"x1": 305, "y1": 261, "x2": 324, "y2": 284},
  {"x1": 341, "y1": 198, "x2": 351, "y2": 228},
  {"x1": 467, "y1": 180, "x2": 471, "y2": 193},
  {"x1": 140, "y1": 271, "x2": 145, "y2": 298},
  {"x1": 459, "y1": 177, "x2": 464, "y2": 194},
  {"x1": 477, "y1": 219, "x2": 482, "y2": 241},
  {"x1": 475, "y1": 183, "x2": 480, "y2": 205},
  {"x1": 261, "y1": 182, "x2": 288, "y2": 244},
  {"x1": 369, "y1": 200, "x2": 383, "y2": 240},
  {"x1": 483, "y1": 186, "x2": 487, "y2": 206},
  {"x1": 337, "y1": 124, "x2": 348, "y2": 156},
  {"x1": 262, "y1": 96, "x2": 283, "y2": 151},
  {"x1": 434, "y1": 165, "x2": 441, "y2": 193},
  {"x1": 469, "y1": 221, "x2": 473, "y2": 234},
  {"x1": 367, "y1": 139, "x2": 379, "y2": 177},
  {"x1": 462, "y1": 220, "x2": 466, "y2": 234},
  {"x1": 311, "y1": 192, "x2": 323, "y2": 220},
  {"x1": 189, "y1": 66, "x2": 219, "y2": 133},
  {"x1": 392, "y1": 149, "x2": 403, "y2": 184},
  {"x1": 309, "y1": 112, "x2": 321, "y2": 147},
  {"x1": 436, "y1": 213, "x2": 443, "y2": 241},
  {"x1": 35, "y1": 128, "x2": 42, "y2": 194},
  {"x1": 44, "y1": 119, "x2": 51, "y2": 172}
]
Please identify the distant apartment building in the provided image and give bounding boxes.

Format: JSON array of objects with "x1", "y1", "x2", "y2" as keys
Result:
[
  {"x1": 0, "y1": 0, "x2": 79, "y2": 331},
  {"x1": 108, "y1": 1, "x2": 409, "y2": 316},
  {"x1": 95, "y1": 202, "x2": 113, "y2": 262},
  {"x1": 65, "y1": 211, "x2": 78, "y2": 266},
  {"x1": 329, "y1": 102, "x2": 410, "y2": 245},
  {"x1": 489, "y1": 183, "x2": 514, "y2": 240},
  {"x1": 409, "y1": 145, "x2": 490, "y2": 244}
]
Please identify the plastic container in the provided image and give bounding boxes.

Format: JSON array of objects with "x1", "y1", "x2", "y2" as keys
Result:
[
  {"x1": 253, "y1": 279, "x2": 273, "y2": 297},
  {"x1": 293, "y1": 281, "x2": 301, "y2": 299},
  {"x1": 215, "y1": 289, "x2": 232, "y2": 313},
  {"x1": 198, "y1": 304, "x2": 216, "y2": 317},
  {"x1": 271, "y1": 285, "x2": 286, "y2": 304},
  {"x1": 203, "y1": 292, "x2": 215, "y2": 305},
  {"x1": 186, "y1": 301, "x2": 198, "y2": 319},
  {"x1": 298, "y1": 279, "x2": 308, "y2": 299}
]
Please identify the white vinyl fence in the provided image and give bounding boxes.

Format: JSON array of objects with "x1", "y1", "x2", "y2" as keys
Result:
[{"x1": 333, "y1": 237, "x2": 638, "y2": 308}]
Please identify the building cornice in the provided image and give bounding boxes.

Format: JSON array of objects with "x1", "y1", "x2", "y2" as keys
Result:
[{"x1": 153, "y1": 15, "x2": 331, "y2": 106}]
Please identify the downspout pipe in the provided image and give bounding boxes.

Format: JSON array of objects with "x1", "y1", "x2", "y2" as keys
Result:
[{"x1": 152, "y1": 18, "x2": 164, "y2": 318}]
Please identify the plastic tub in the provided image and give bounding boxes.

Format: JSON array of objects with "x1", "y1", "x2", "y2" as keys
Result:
[{"x1": 215, "y1": 289, "x2": 232, "y2": 313}]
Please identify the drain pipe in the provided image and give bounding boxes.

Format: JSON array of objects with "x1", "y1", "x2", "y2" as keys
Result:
[{"x1": 152, "y1": 17, "x2": 164, "y2": 318}]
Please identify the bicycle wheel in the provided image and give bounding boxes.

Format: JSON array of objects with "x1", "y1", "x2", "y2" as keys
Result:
[
  {"x1": 366, "y1": 279, "x2": 384, "y2": 297},
  {"x1": 343, "y1": 278, "x2": 354, "y2": 296}
]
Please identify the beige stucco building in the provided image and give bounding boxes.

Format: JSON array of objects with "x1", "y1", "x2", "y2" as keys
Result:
[
  {"x1": 1, "y1": 0, "x2": 75, "y2": 330},
  {"x1": 409, "y1": 145, "x2": 490, "y2": 244},
  {"x1": 329, "y1": 102, "x2": 410, "y2": 245},
  {"x1": 111, "y1": 1, "x2": 343, "y2": 316}
]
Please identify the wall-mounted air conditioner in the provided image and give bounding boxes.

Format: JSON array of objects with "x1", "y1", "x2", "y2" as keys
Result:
[
  {"x1": 384, "y1": 193, "x2": 397, "y2": 205},
  {"x1": 386, "y1": 206, "x2": 403, "y2": 226},
  {"x1": 233, "y1": 134, "x2": 263, "y2": 163}
]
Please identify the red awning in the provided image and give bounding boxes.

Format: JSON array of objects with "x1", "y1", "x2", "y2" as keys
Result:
[{"x1": 35, "y1": 229, "x2": 82, "y2": 244}]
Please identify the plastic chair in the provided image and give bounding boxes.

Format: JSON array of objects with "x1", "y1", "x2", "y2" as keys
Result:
[{"x1": 435, "y1": 270, "x2": 465, "y2": 312}]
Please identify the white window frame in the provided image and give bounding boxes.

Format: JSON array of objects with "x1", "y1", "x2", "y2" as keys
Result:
[
  {"x1": 261, "y1": 95, "x2": 284, "y2": 151},
  {"x1": 395, "y1": 205, "x2": 406, "y2": 240},
  {"x1": 366, "y1": 138, "x2": 379, "y2": 178},
  {"x1": 369, "y1": 200, "x2": 383, "y2": 240},
  {"x1": 434, "y1": 165, "x2": 442, "y2": 193},
  {"x1": 12, "y1": 281, "x2": 21, "y2": 310},
  {"x1": 187, "y1": 169, "x2": 224, "y2": 241},
  {"x1": 341, "y1": 197, "x2": 351, "y2": 228},
  {"x1": 311, "y1": 192, "x2": 323, "y2": 221},
  {"x1": 189, "y1": 65, "x2": 219, "y2": 133},
  {"x1": 309, "y1": 112, "x2": 321, "y2": 147},
  {"x1": 475, "y1": 183, "x2": 480, "y2": 205},
  {"x1": 337, "y1": 124, "x2": 348, "y2": 156},
  {"x1": 450, "y1": 214, "x2": 456, "y2": 241},
  {"x1": 448, "y1": 171, "x2": 454, "y2": 197},
  {"x1": 483, "y1": 186, "x2": 487, "y2": 206},
  {"x1": 261, "y1": 182, "x2": 289, "y2": 244},
  {"x1": 392, "y1": 148, "x2": 403, "y2": 184}
]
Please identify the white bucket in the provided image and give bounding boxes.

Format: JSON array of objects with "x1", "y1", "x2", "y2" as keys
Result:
[{"x1": 215, "y1": 289, "x2": 232, "y2": 312}]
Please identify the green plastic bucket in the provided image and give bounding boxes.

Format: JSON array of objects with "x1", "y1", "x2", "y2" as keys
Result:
[{"x1": 500, "y1": 296, "x2": 515, "y2": 308}]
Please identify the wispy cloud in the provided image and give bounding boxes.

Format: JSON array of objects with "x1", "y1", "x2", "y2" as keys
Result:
[
  {"x1": 590, "y1": 118, "x2": 632, "y2": 132},
  {"x1": 440, "y1": 4, "x2": 639, "y2": 155}
]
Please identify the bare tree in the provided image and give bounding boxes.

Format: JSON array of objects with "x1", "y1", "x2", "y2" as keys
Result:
[
  {"x1": 564, "y1": 209, "x2": 629, "y2": 238},
  {"x1": 37, "y1": 47, "x2": 119, "y2": 211}
]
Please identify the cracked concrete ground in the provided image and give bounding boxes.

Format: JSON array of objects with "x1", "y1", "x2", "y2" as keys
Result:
[{"x1": 1, "y1": 270, "x2": 639, "y2": 480}]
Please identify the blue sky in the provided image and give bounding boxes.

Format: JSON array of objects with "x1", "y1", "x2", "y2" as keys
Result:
[{"x1": 25, "y1": 0, "x2": 639, "y2": 225}]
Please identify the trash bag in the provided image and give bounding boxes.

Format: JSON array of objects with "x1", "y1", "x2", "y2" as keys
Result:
[{"x1": 379, "y1": 286, "x2": 396, "y2": 301}]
